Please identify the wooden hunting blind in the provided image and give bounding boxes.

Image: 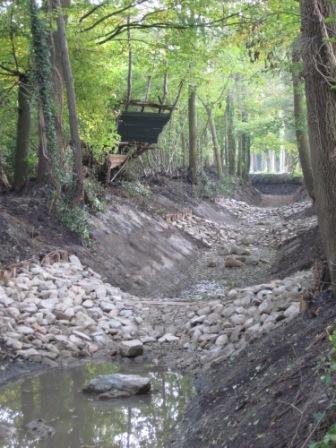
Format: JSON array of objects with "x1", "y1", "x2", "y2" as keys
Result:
[
  {"x1": 117, "y1": 104, "x2": 173, "y2": 145},
  {"x1": 107, "y1": 22, "x2": 183, "y2": 179}
]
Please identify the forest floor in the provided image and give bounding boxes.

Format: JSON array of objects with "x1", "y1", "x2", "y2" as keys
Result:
[{"x1": 0, "y1": 174, "x2": 332, "y2": 447}]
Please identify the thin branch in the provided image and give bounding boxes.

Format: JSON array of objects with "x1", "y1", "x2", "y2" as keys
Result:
[
  {"x1": 0, "y1": 81, "x2": 18, "y2": 106},
  {"x1": 112, "y1": 37, "x2": 168, "y2": 48},
  {"x1": 82, "y1": 0, "x2": 149, "y2": 32},
  {"x1": 79, "y1": 1, "x2": 107, "y2": 23},
  {"x1": 97, "y1": 13, "x2": 249, "y2": 44},
  {"x1": 0, "y1": 63, "x2": 21, "y2": 77},
  {"x1": 141, "y1": 8, "x2": 166, "y2": 22},
  {"x1": 198, "y1": 77, "x2": 231, "y2": 110}
]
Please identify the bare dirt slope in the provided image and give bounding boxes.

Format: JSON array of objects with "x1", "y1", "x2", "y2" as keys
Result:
[
  {"x1": 170, "y1": 292, "x2": 335, "y2": 448},
  {"x1": 0, "y1": 177, "x2": 239, "y2": 298},
  {"x1": 0, "y1": 192, "x2": 198, "y2": 298}
]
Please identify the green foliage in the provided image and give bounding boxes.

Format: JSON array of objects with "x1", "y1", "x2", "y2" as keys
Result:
[
  {"x1": 310, "y1": 424, "x2": 336, "y2": 448},
  {"x1": 121, "y1": 180, "x2": 152, "y2": 199},
  {"x1": 84, "y1": 176, "x2": 106, "y2": 213},
  {"x1": 57, "y1": 202, "x2": 91, "y2": 244},
  {"x1": 218, "y1": 176, "x2": 238, "y2": 196},
  {"x1": 196, "y1": 169, "x2": 237, "y2": 198},
  {"x1": 0, "y1": 0, "x2": 304, "y2": 193},
  {"x1": 309, "y1": 332, "x2": 336, "y2": 448}
]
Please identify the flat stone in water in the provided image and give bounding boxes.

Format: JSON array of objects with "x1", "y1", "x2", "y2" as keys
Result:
[
  {"x1": 26, "y1": 419, "x2": 55, "y2": 440},
  {"x1": 83, "y1": 373, "x2": 151, "y2": 397},
  {"x1": 0, "y1": 362, "x2": 192, "y2": 448}
]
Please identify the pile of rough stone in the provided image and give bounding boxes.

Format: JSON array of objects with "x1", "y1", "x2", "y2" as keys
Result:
[
  {"x1": 0, "y1": 252, "x2": 312, "y2": 367},
  {"x1": 173, "y1": 214, "x2": 233, "y2": 248},
  {"x1": 179, "y1": 270, "x2": 311, "y2": 360},
  {"x1": 0, "y1": 256, "x2": 151, "y2": 366},
  {"x1": 172, "y1": 199, "x2": 316, "y2": 250},
  {"x1": 216, "y1": 199, "x2": 317, "y2": 244}
]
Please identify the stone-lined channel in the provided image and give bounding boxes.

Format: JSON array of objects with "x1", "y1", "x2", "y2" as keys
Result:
[{"x1": 0, "y1": 362, "x2": 193, "y2": 448}]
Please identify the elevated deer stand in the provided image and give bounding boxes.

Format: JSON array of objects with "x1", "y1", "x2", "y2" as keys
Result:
[{"x1": 106, "y1": 21, "x2": 182, "y2": 182}]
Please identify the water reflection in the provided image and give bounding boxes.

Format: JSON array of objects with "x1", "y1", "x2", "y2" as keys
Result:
[{"x1": 0, "y1": 362, "x2": 193, "y2": 448}]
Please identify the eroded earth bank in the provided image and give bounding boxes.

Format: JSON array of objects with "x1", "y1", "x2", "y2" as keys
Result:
[{"x1": 0, "y1": 175, "x2": 331, "y2": 447}]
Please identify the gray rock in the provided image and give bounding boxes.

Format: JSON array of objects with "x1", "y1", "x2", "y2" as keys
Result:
[
  {"x1": 120, "y1": 339, "x2": 144, "y2": 357},
  {"x1": 69, "y1": 255, "x2": 82, "y2": 269},
  {"x1": 159, "y1": 333, "x2": 179, "y2": 343},
  {"x1": 73, "y1": 311, "x2": 96, "y2": 329},
  {"x1": 190, "y1": 315, "x2": 206, "y2": 326},
  {"x1": 215, "y1": 334, "x2": 229, "y2": 346},
  {"x1": 258, "y1": 299, "x2": 273, "y2": 315},
  {"x1": 100, "y1": 301, "x2": 115, "y2": 312},
  {"x1": 83, "y1": 373, "x2": 150, "y2": 397},
  {"x1": 17, "y1": 325, "x2": 34, "y2": 335},
  {"x1": 284, "y1": 303, "x2": 300, "y2": 319},
  {"x1": 0, "y1": 295, "x2": 14, "y2": 307},
  {"x1": 257, "y1": 289, "x2": 273, "y2": 301},
  {"x1": 83, "y1": 300, "x2": 94, "y2": 308},
  {"x1": 230, "y1": 314, "x2": 245, "y2": 326},
  {"x1": 26, "y1": 419, "x2": 55, "y2": 440},
  {"x1": 221, "y1": 306, "x2": 235, "y2": 318},
  {"x1": 228, "y1": 289, "x2": 238, "y2": 299},
  {"x1": 197, "y1": 307, "x2": 211, "y2": 316}
]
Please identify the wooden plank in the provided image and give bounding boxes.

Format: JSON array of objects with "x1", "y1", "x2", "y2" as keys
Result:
[
  {"x1": 107, "y1": 154, "x2": 128, "y2": 169},
  {"x1": 126, "y1": 100, "x2": 174, "y2": 111}
]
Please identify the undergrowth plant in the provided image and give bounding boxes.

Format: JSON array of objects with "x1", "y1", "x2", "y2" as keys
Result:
[
  {"x1": 310, "y1": 331, "x2": 336, "y2": 448},
  {"x1": 121, "y1": 180, "x2": 152, "y2": 199},
  {"x1": 57, "y1": 203, "x2": 90, "y2": 245}
]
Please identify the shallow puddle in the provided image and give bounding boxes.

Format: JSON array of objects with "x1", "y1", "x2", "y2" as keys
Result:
[{"x1": 0, "y1": 362, "x2": 193, "y2": 448}]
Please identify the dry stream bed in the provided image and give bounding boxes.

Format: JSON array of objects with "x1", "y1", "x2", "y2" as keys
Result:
[{"x1": 0, "y1": 193, "x2": 318, "y2": 447}]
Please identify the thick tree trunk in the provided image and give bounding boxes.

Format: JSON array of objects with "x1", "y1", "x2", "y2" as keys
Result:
[
  {"x1": 50, "y1": 2, "x2": 66, "y2": 162},
  {"x1": 300, "y1": 0, "x2": 336, "y2": 290},
  {"x1": 13, "y1": 74, "x2": 32, "y2": 190},
  {"x1": 291, "y1": 45, "x2": 314, "y2": 199},
  {"x1": 29, "y1": 0, "x2": 61, "y2": 201},
  {"x1": 188, "y1": 85, "x2": 197, "y2": 184},
  {"x1": 54, "y1": 0, "x2": 83, "y2": 203},
  {"x1": 226, "y1": 92, "x2": 236, "y2": 175},
  {"x1": 206, "y1": 106, "x2": 223, "y2": 177}
]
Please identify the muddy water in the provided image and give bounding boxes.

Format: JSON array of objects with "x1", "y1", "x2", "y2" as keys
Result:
[{"x1": 0, "y1": 362, "x2": 193, "y2": 448}]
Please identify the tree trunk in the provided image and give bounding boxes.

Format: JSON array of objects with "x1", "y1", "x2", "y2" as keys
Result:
[
  {"x1": 126, "y1": 16, "x2": 132, "y2": 106},
  {"x1": 29, "y1": 0, "x2": 60, "y2": 200},
  {"x1": 37, "y1": 104, "x2": 51, "y2": 183},
  {"x1": 241, "y1": 110, "x2": 250, "y2": 179},
  {"x1": 54, "y1": 0, "x2": 83, "y2": 204},
  {"x1": 291, "y1": 45, "x2": 314, "y2": 199},
  {"x1": 188, "y1": 85, "x2": 197, "y2": 184},
  {"x1": 206, "y1": 106, "x2": 223, "y2": 177},
  {"x1": 49, "y1": 0, "x2": 66, "y2": 162},
  {"x1": 181, "y1": 132, "x2": 188, "y2": 167},
  {"x1": 237, "y1": 136, "x2": 243, "y2": 177},
  {"x1": 13, "y1": 74, "x2": 32, "y2": 190},
  {"x1": 226, "y1": 92, "x2": 236, "y2": 175},
  {"x1": 300, "y1": 0, "x2": 336, "y2": 290}
]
